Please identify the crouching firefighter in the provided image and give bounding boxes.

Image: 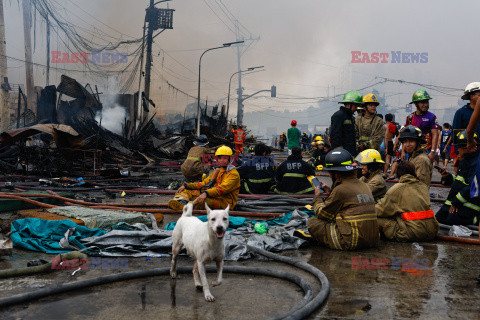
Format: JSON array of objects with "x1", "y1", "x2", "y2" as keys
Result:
[
  {"x1": 355, "y1": 149, "x2": 387, "y2": 202},
  {"x1": 436, "y1": 130, "x2": 480, "y2": 226},
  {"x1": 275, "y1": 146, "x2": 315, "y2": 194},
  {"x1": 168, "y1": 145, "x2": 240, "y2": 210},
  {"x1": 306, "y1": 148, "x2": 379, "y2": 250},
  {"x1": 376, "y1": 161, "x2": 439, "y2": 242}
]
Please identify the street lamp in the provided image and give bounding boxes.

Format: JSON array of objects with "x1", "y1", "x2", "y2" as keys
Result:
[
  {"x1": 226, "y1": 65, "x2": 264, "y2": 122},
  {"x1": 196, "y1": 40, "x2": 244, "y2": 136}
]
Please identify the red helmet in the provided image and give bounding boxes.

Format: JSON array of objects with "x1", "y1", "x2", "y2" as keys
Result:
[{"x1": 291, "y1": 120, "x2": 297, "y2": 126}]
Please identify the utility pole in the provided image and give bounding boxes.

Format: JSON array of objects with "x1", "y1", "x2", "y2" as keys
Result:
[
  {"x1": 143, "y1": 0, "x2": 155, "y2": 121},
  {"x1": 0, "y1": 0, "x2": 10, "y2": 132},
  {"x1": 45, "y1": 13, "x2": 50, "y2": 86},
  {"x1": 22, "y1": 0, "x2": 35, "y2": 115}
]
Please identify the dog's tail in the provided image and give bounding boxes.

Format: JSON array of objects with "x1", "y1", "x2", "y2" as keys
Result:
[{"x1": 182, "y1": 201, "x2": 194, "y2": 217}]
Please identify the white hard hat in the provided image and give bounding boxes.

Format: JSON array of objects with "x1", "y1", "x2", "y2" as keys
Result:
[{"x1": 462, "y1": 82, "x2": 480, "y2": 100}]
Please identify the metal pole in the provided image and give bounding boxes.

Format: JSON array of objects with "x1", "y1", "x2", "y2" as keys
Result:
[
  {"x1": 136, "y1": 17, "x2": 147, "y2": 130},
  {"x1": 22, "y1": 0, "x2": 35, "y2": 116},
  {"x1": 143, "y1": 0, "x2": 155, "y2": 121},
  {"x1": 0, "y1": 0, "x2": 10, "y2": 132},
  {"x1": 45, "y1": 14, "x2": 50, "y2": 86},
  {"x1": 226, "y1": 70, "x2": 239, "y2": 123}
]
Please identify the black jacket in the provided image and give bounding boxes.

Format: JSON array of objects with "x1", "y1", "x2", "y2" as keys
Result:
[
  {"x1": 330, "y1": 106, "x2": 356, "y2": 156},
  {"x1": 310, "y1": 148, "x2": 327, "y2": 167},
  {"x1": 275, "y1": 154, "x2": 315, "y2": 194},
  {"x1": 436, "y1": 151, "x2": 480, "y2": 225},
  {"x1": 237, "y1": 156, "x2": 276, "y2": 194}
]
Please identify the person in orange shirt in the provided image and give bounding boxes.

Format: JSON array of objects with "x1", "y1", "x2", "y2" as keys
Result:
[{"x1": 233, "y1": 125, "x2": 246, "y2": 155}]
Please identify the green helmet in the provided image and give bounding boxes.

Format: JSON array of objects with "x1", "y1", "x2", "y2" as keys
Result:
[
  {"x1": 339, "y1": 91, "x2": 363, "y2": 105},
  {"x1": 411, "y1": 89, "x2": 431, "y2": 103}
]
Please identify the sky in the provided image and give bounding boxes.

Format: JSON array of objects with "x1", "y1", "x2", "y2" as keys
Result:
[{"x1": 2, "y1": 0, "x2": 478, "y2": 133}]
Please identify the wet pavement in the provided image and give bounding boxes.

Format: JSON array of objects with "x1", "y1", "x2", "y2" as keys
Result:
[{"x1": 1, "y1": 161, "x2": 479, "y2": 319}]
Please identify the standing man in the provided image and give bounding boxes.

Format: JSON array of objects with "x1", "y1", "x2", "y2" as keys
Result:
[
  {"x1": 330, "y1": 91, "x2": 362, "y2": 157},
  {"x1": 287, "y1": 120, "x2": 301, "y2": 155},
  {"x1": 455, "y1": 82, "x2": 480, "y2": 148},
  {"x1": 279, "y1": 132, "x2": 287, "y2": 151},
  {"x1": 440, "y1": 123, "x2": 452, "y2": 170},
  {"x1": 383, "y1": 113, "x2": 398, "y2": 177},
  {"x1": 402, "y1": 89, "x2": 440, "y2": 162},
  {"x1": 356, "y1": 93, "x2": 385, "y2": 152},
  {"x1": 233, "y1": 125, "x2": 246, "y2": 155},
  {"x1": 301, "y1": 132, "x2": 309, "y2": 151},
  {"x1": 399, "y1": 125, "x2": 433, "y2": 187}
]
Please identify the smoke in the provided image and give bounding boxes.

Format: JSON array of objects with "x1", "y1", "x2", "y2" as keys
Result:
[{"x1": 95, "y1": 95, "x2": 127, "y2": 135}]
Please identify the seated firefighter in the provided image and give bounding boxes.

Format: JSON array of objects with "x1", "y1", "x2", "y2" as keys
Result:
[
  {"x1": 169, "y1": 145, "x2": 240, "y2": 210},
  {"x1": 309, "y1": 137, "x2": 329, "y2": 169},
  {"x1": 307, "y1": 148, "x2": 379, "y2": 250},
  {"x1": 237, "y1": 143, "x2": 276, "y2": 194},
  {"x1": 181, "y1": 135, "x2": 211, "y2": 182},
  {"x1": 275, "y1": 146, "x2": 315, "y2": 194},
  {"x1": 399, "y1": 125, "x2": 433, "y2": 187},
  {"x1": 355, "y1": 149, "x2": 387, "y2": 202},
  {"x1": 376, "y1": 161, "x2": 439, "y2": 242},
  {"x1": 436, "y1": 130, "x2": 480, "y2": 226}
]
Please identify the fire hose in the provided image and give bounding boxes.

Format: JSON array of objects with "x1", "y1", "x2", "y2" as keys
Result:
[{"x1": 0, "y1": 245, "x2": 330, "y2": 320}]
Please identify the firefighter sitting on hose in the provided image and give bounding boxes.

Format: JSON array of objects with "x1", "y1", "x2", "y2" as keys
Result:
[
  {"x1": 274, "y1": 146, "x2": 315, "y2": 194},
  {"x1": 355, "y1": 149, "x2": 387, "y2": 202},
  {"x1": 237, "y1": 143, "x2": 276, "y2": 194},
  {"x1": 436, "y1": 130, "x2": 480, "y2": 226},
  {"x1": 302, "y1": 148, "x2": 379, "y2": 250},
  {"x1": 168, "y1": 145, "x2": 240, "y2": 210}
]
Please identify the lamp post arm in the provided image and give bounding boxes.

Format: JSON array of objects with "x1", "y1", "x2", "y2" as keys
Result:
[{"x1": 242, "y1": 89, "x2": 271, "y2": 102}]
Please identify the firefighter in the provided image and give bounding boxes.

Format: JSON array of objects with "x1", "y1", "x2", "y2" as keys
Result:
[
  {"x1": 180, "y1": 135, "x2": 211, "y2": 182},
  {"x1": 237, "y1": 143, "x2": 276, "y2": 194},
  {"x1": 355, "y1": 149, "x2": 387, "y2": 202},
  {"x1": 436, "y1": 130, "x2": 480, "y2": 226},
  {"x1": 301, "y1": 132, "x2": 309, "y2": 151},
  {"x1": 330, "y1": 91, "x2": 363, "y2": 156},
  {"x1": 168, "y1": 145, "x2": 240, "y2": 210},
  {"x1": 398, "y1": 125, "x2": 433, "y2": 187},
  {"x1": 305, "y1": 148, "x2": 379, "y2": 250},
  {"x1": 275, "y1": 146, "x2": 315, "y2": 194},
  {"x1": 287, "y1": 120, "x2": 301, "y2": 155},
  {"x1": 309, "y1": 137, "x2": 328, "y2": 169},
  {"x1": 356, "y1": 93, "x2": 385, "y2": 152},
  {"x1": 233, "y1": 125, "x2": 246, "y2": 155},
  {"x1": 376, "y1": 161, "x2": 439, "y2": 242},
  {"x1": 279, "y1": 132, "x2": 287, "y2": 151}
]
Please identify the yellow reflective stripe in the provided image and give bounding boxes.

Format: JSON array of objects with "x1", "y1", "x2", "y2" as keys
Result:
[
  {"x1": 244, "y1": 182, "x2": 252, "y2": 194},
  {"x1": 187, "y1": 157, "x2": 201, "y2": 161},
  {"x1": 351, "y1": 221, "x2": 358, "y2": 250},
  {"x1": 319, "y1": 209, "x2": 335, "y2": 220},
  {"x1": 284, "y1": 173, "x2": 306, "y2": 178},
  {"x1": 340, "y1": 213, "x2": 377, "y2": 221},
  {"x1": 340, "y1": 160, "x2": 352, "y2": 165},
  {"x1": 456, "y1": 193, "x2": 467, "y2": 203},
  {"x1": 248, "y1": 178, "x2": 272, "y2": 183},
  {"x1": 464, "y1": 202, "x2": 480, "y2": 211},
  {"x1": 330, "y1": 224, "x2": 342, "y2": 250},
  {"x1": 455, "y1": 175, "x2": 467, "y2": 185},
  {"x1": 445, "y1": 200, "x2": 452, "y2": 206}
]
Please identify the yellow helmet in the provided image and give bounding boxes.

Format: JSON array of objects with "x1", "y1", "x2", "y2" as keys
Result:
[
  {"x1": 283, "y1": 132, "x2": 286, "y2": 135},
  {"x1": 355, "y1": 149, "x2": 385, "y2": 164},
  {"x1": 362, "y1": 93, "x2": 379, "y2": 105},
  {"x1": 314, "y1": 136, "x2": 323, "y2": 142},
  {"x1": 316, "y1": 140, "x2": 324, "y2": 145},
  {"x1": 215, "y1": 145, "x2": 233, "y2": 156},
  {"x1": 316, "y1": 164, "x2": 323, "y2": 170},
  {"x1": 311, "y1": 141, "x2": 316, "y2": 147}
]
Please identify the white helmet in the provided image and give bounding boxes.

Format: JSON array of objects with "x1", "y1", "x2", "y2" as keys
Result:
[{"x1": 461, "y1": 82, "x2": 480, "y2": 100}]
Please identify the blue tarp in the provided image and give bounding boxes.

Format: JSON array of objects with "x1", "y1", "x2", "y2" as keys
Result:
[
  {"x1": 163, "y1": 212, "x2": 297, "y2": 231},
  {"x1": 10, "y1": 218, "x2": 107, "y2": 254}
]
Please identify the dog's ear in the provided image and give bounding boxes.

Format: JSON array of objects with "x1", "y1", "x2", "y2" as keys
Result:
[
  {"x1": 205, "y1": 203, "x2": 211, "y2": 216},
  {"x1": 183, "y1": 202, "x2": 190, "y2": 214},
  {"x1": 225, "y1": 204, "x2": 230, "y2": 215}
]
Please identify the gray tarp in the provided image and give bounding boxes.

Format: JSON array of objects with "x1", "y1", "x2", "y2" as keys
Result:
[{"x1": 76, "y1": 210, "x2": 310, "y2": 261}]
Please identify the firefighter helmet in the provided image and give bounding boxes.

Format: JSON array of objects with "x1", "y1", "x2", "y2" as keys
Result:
[
  {"x1": 362, "y1": 93, "x2": 379, "y2": 105},
  {"x1": 461, "y1": 82, "x2": 480, "y2": 100},
  {"x1": 324, "y1": 148, "x2": 359, "y2": 171},
  {"x1": 291, "y1": 120, "x2": 297, "y2": 126},
  {"x1": 398, "y1": 125, "x2": 426, "y2": 143},
  {"x1": 355, "y1": 149, "x2": 385, "y2": 164},
  {"x1": 339, "y1": 91, "x2": 363, "y2": 105},
  {"x1": 454, "y1": 129, "x2": 479, "y2": 147},
  {"x1": 314, "y1": 136, "x2": 323, "y2": 142},
  {"x1": 194, "y1": 134, "x2": 209, "y2": 146},
  {"x1": 411, "y1": 89, "x2": 431, "y2": 104},
  {"x1": 215, "y1": 145, "x2": 233, "y2": 156}
]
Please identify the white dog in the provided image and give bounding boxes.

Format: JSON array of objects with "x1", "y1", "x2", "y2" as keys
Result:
[{"x1": 170, "y1": 202, "x2": 229, "y2": 302}]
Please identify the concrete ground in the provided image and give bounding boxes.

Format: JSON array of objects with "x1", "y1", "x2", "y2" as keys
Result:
[{"x1": 0, "y1": 156, "x2": 479, "y2": 319}]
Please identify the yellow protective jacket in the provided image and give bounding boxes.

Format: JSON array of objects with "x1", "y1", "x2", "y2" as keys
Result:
[
  {"x1": 376, "y1": 174, "x2": 439, "y2": 242},
  {"x1": 186, "y1": 167, "x2": 240, "y2": 208},
  {"x1": 355, "y1": 113, "x2": 385, "y2": 151},
  {"x1": 181, "y1": 146, "x2": 208, "y2": 180},
  {"x1": 360, "y1": 169, "x2": 387, "y2": 202},
  {"x1": 409, "y1": 148, "x2": 433, "y2": 187},
  {"x1": 307, "y1": 175, "x2": 379, "y2": 250}
]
